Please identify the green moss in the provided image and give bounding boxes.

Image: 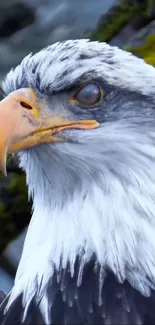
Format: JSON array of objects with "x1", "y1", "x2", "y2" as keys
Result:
[
  {"x1": 0, "y1": 203, "x2": 8, "y2": 218},
  {"x1": 88, "y1": 0, "x2": 153, "y2": 43},
  {"x1": 0, "y1": 172, "x2": 31, "y2": 253},
  {"x1": 144, "y1": 56, "x2": 155, "y2": 66},
  {"x1": 9, "y1": 173, "x2": 27, "y2": 195},
  {"x1": 0, "y1": 202, "x2": 15, "y2": 251},
  {"x1": 90, "y1": 2, "x2": 136, "y2": 42},
  {"x1": 143, "y1": 0, "x2": 153, "y2": 16},
  {"x1": 8, "y1": 173, "x2": 31, "y2": 219},
  {"x1": 125, "y1": 34, "x2": 155, "y2": 66}
]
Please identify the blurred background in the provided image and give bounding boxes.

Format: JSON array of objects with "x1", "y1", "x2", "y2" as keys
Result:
[{"x1": 0, "y1": 0, "x2": 154, "y2": 292}]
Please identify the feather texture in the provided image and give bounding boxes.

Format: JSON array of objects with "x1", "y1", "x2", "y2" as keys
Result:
[
  {"x1": 1, "y1": 39, "x2": 155, "y2": 324},
  {"x1": 0, "y1": 259, "x2": 155, "y2": 324}
]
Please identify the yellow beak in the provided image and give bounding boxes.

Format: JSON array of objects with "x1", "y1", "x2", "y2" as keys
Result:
[{"x1": 0, "y1": 88, "x2": 99, "y2": 176}]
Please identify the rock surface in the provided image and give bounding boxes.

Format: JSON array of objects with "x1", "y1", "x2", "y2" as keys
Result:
[{"x1": 0, "y1": 0, "x2": 115, "y2": 79}]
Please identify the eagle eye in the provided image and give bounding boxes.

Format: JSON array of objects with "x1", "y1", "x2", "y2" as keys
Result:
[{"x1": 72, "y1": 83, "x2": 103, "y2": 107}]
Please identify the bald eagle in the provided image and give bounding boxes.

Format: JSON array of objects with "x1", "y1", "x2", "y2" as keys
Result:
[{"x1": 0, "y1": 39, "x2": 155, "y2": 324}]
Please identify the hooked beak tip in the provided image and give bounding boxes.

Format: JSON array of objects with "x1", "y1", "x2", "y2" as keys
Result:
[
  {"x1": 0, "y1": 147, "x2": 7, "y2": 177},
  {"x1": 3, "y1": 169, "x2": 7, "y2": 177},
  {"x1": 0, "y1": 165, "x2": 7, "y2": 177}
]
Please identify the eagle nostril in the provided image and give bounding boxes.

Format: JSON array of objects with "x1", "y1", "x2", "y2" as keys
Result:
[{"x1": 20, "y1": 101, "x2": 33, "y2": 110}]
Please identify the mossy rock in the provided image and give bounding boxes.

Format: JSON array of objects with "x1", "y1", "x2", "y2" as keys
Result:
[
  {"x1": 0, "y1": 162, "x2": 31, "y2": 253},
  {"x1": 89, "y1": 0, "x2": 153, "y2": 43},
  {"x1": 125, "y1": 34, "x2": 155, "y2": 66},
  {"x1": 144, "y1": 55, "x2": 155, "y2": 65}
]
